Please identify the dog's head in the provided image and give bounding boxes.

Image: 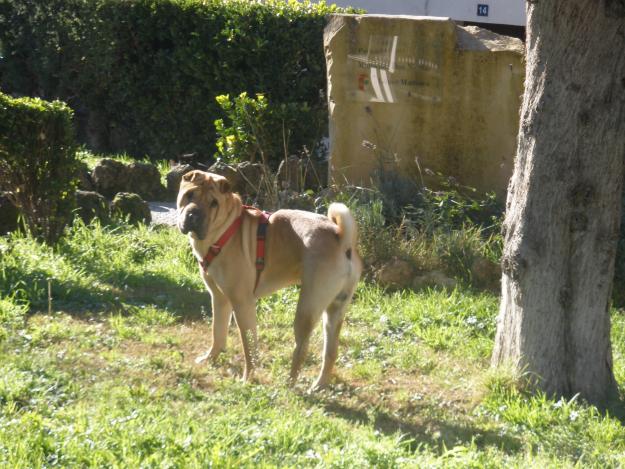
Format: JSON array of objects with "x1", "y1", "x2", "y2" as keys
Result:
[{"x1": 177, "y1": 170, "x2": 232, "y2": 239}]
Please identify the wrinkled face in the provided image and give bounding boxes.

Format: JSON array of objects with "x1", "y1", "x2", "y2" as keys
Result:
[{"x1": 176, "y1": 170, "x2": 232, "y2": 240}]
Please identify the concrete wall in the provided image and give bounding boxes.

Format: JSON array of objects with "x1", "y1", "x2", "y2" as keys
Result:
[
  {"x1": 324, "y1": 14, "x2": 524, "y2": 198},
  {"x1": 320, "y1": 0, "x2": 526, "y2": 26}
]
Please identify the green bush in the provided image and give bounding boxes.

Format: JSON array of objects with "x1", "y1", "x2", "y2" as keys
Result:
[
  {"x1": 0, "y1": 295, "x2": 27, "y2": 342},
  {"x1": 329, "y1": 183, "x2": 503, "y2": 284},
  {"x1": 0, "y1": 92, "x2": 78, "y2": 244},
  {"x1": 214, "y1": 92, "x2": 325, "y2": 168},
  {"x1": 0, "y1": 0, "x2": 354, "y2": 160}
]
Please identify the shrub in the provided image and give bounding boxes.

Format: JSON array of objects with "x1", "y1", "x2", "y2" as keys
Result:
[
  {"x1": 214, "y1": 92, "x2": 326, "y2": 168},
  {"x1": 0, "y1": 92, "x2": 78, "y2": 244},
  {"x1": 331, "y1": 180, "x2": 503, "y2": 285},
  {"x1": 0, "y1": 295, "x2": 27, "y2": 342},
  {"x1": 0, "y1": 0, "x2": 355, "y2": 160}
]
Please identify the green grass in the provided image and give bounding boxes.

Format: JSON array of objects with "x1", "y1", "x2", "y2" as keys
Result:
[{"x1": 1, "y1": 221, "x2": 625, "y2": 467}]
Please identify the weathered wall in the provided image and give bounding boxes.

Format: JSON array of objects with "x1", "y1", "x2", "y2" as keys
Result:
[{"x1": 324, "y1": 14, "x2": 524, "y2": 198}]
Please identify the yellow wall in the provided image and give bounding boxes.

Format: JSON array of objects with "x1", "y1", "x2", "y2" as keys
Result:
[{"x1": 325, "y1": 15, "x2": 525, "y2": 198}]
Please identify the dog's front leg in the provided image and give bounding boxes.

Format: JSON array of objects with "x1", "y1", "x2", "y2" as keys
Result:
[
  {"x1": 232, "y1": 300, "x2": 258, "y2": 382},
  {"x1": 196, "y1": 279, "x2": 232, "y2": 364}
]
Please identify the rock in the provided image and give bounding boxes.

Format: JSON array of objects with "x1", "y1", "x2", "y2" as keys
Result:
[
  {"x1": 75, "y1": 162, "x2": 95, "y2": 191},
  {"x1": 237, "y1": 161, "x2": 268, "y2": 196},
  {"x1": 111, "y1": 192, "x2": 151, "y2": 225},
  {"x1": 208, "y1": 161, "x2": 244, "y2": 192},
  {"x1": 375, "y1": 258, "x2": 416, "y2": 290},
  {"x1": 92, "y1": 159, "x2": 165, "y2": 200},
  {"x1": 314, "y1": 187, "x2": 339, "y2": 212},
  {"x1": 277, "y1": 156, "x2": 303, "y2": 191},
  {"x1": 91, "y1": 159, "x2": 129, "y2": 198},
  {"x1": 166, "y1": 164, "x2": 194, "y2": 199},
  {"x1": 412, "y1": 270, "x2": 457, "y2": 290},
  {"x1": 278, "y1": 190, "x2": 315, "y2": 212},
  {"x1": 325, "y1": 15, "x2": 524, "y2": 199},
  {"x1": 471, "y1": 256, "x2": 501, "y2": 291},
  {"x1": 75, "y1": 190, "x2": 109, "y2": 224},
  {"x1": 208, "y1": 161, "x2": 270, "y2": 198},
  {"x1": 176, "y1": 152, "x2": 205, "y2": 168},
  {"x1": 127, "y1": 161, "x2": 166, "y2": 199},
  {"x1": 0, "y1": 192, "x2": 18, "y2": 234},
  {"x1": 277, "y1": 155, "x2": 326, "y2": 192}
]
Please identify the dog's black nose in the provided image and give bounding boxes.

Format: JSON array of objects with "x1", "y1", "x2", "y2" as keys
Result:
[
  {"x1": 186, "y1": 210, "x2": 199, "y2": 224},
  {"x1": 180, "y1": 208, "x2": 201, "y2": 234}
]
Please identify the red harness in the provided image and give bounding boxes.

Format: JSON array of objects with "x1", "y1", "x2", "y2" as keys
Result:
[{"x1": 199, "y1": 205, "x2": 271, "y2": 291}]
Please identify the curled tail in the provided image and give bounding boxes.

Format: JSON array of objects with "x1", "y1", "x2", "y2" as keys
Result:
[{"x1": 328, "y1": 203, "x2": 358, "y2": 253}]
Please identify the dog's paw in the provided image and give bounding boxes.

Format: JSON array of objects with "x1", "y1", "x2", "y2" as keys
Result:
[
  {"x1": 195, "y1": 349, "x2": 222, "y2": 365},
  {"x1": 308, "y1": 377, "x2": 331, "y2": 393},
  {"x1": 194, "y1": 351, "x2": 211, "y2": 365},
  {"x1": 241, "y1": 367, "x2": 256, "y2": 383}
]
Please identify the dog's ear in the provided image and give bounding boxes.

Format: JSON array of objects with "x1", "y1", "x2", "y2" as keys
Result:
[
  {"x1": 182, "y1": 170, "x2": 204, "y2": 183},
  {"x1": 216, "y1": 178, "x2": 231, "y2": 194}
]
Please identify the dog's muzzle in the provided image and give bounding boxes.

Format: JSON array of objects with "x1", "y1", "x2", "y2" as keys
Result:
[{"x1": 178, "y1": 207, "x2": 201, "y2": 235}]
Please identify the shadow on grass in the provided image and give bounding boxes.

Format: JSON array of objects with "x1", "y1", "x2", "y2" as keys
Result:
[
  {"x1": 302, "y1": 389, "x2": 521, "y2": 455},
  {"x1": 1, "y1": 264, "x2": 210, "y2": 320}
]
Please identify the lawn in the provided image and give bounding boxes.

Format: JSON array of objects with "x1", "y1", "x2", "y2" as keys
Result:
[{"x1": 1, "y1": 221, "x2": 625, "y2": 467}]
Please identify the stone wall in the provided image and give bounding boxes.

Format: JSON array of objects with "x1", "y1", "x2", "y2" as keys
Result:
[{"x1": 324, "y1": 14, "x2": 524, "y2": 198}]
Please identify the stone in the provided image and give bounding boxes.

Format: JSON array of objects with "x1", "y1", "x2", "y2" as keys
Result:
[
  {"x1": 375, "y1": 258, "x2": 416, "y2": 290},
  {"x1": 471, "y1": 256, "x2": 501, "y2": 292},
  {"x1": 324, "y1": 14, "x2": 524, "y2": 199},
  {"x1": 237, "y1": 161, "x2": 268, "y2": 196},
  {"x1": 314, "y1": 186, "x2": 339, "y2": 212},
  {"x1": 91, "y1": 159, "x2": 129, "y2": 198},
  {"x1": 412, "y1": 270, "x2": 457, "y2": 291},
  {"x1": 75, "y1": 190, "x2": 109, "y2": 224},
  {"x1": 278, "y1": 190, "x2": 315, "y2": 212},
  {"x1": 208, "y1": 161, "x2": 244, "y2": 193},
  {"x1": 204, "y1": 161, "x2": 275, "y2": 207},
  {"x1": 277, "y1": 155, "x2": 327, "y2": 192},
  {"x1": 277, "y1": 156, "x2": 303, "y2": 191},
  {"x1": 127, "y1": 161, "x2": 166, "y2": 200},
  {"x1": 0, "y1": 192, "x2": 18, "y2": 234},
  {"x1": 75, "y1": 162, "x2": 95, "y2": 191},
  {"x1": 166, "y1": 164, "x2": 194, "y2": 199},
  {"x1": 92, "y1": 159, "x2": 165, "y2": 200},
  {"x1": 111, "y1": 192, "x2": 151, "y2": 225}
]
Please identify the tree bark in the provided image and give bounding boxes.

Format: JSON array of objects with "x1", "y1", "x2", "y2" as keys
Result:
[{"x1": 492, "y1": 0, "x2": 625, "y2": 404}]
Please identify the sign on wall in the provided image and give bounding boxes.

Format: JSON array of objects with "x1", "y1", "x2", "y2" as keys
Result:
[{"x1": 347, "y1": 31, "x2": 444, "y2": 104}]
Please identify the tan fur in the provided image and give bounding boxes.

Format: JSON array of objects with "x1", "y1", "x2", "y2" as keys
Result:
[{"x1": 177, "y1": 170, "x2": 362, "y2": 389}]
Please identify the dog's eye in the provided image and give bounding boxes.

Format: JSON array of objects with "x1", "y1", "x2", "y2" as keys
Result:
[{"x1": 210, "y1": 200, "x2": 218, "y2": 208}]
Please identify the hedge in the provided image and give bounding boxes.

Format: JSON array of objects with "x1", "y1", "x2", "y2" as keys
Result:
[
  {"x1": 0, "y1": 0, "x2": 355, "y2": 160},
  {"x1": 0, "y1": 92, "x2": 78, "y2": 244}
]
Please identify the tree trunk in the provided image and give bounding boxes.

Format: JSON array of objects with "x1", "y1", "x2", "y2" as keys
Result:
[{"x1": 492, "y1": 0, "x2": 625, "y2": 404}]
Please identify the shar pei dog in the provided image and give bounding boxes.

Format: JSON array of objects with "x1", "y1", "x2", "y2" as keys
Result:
[{"x1": 177, "y1": 170, "x2": 361, "y2": 390}]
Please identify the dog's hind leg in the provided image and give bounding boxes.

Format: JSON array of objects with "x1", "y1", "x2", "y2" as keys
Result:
[
  {"x1": 290, "y1": 301, "x2": 322, "y2": 385},
  {"x1": 290, "y1": 277, "x2": 340, "y2": 386},
  {"x1": 311, "y1": 283, "x2": 357, "y2": 391}
]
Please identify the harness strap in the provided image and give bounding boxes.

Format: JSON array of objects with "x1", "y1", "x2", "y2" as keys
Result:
[
  {"x1": 200, "y1": 213, "x2": 243, "y2": 271},
  {"x1": 243, "y1": 205, "x2": 271, "y2": 292},
  {"x1": 199, "y1": 204, "x2": 271, "y2": 293}
]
